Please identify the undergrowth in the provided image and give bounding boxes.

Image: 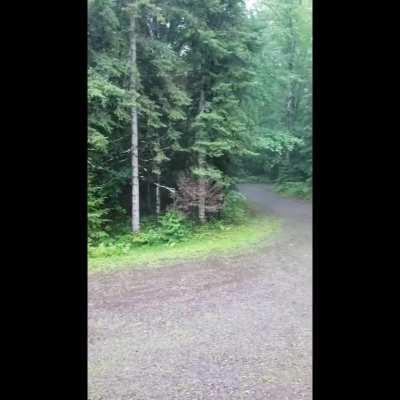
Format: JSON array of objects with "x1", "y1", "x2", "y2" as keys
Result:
[
  {"x1": 233, "y1": 175, "x2": 272, "y2": 184},
  {"x1": 274, "y1": 180, "x2": 312, "y2": 200},
  {"x1": 88, "y1": 191, "x2": 279, "y2": 273}
]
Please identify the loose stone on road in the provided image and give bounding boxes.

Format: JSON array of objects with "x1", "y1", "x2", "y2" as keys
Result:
[{"x1": 88, "y1": 184, "x2": 312, "y2": 400}]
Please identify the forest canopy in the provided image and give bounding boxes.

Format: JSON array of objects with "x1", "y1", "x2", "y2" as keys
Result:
[{"x1": 88, "y1": 0, "x2": 312, "y2": 243}]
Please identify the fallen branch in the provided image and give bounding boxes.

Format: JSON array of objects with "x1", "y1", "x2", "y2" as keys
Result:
[{"x1": 153, "y1": 182, "x2": 176, "y2": 194}]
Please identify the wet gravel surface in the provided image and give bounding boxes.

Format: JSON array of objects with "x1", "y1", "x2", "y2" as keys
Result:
[{"x1": 88, "y1": 184, "x2": 312, "y2": 400}]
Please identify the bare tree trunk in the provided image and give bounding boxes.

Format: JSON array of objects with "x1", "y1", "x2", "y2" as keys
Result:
[
  {"x1": 286, "y1": 13, "x2": 296, "y2": 134},
  {"x1": 285, "y1": 10, "x2": 296, "y2": 171},
  {"x1": 147, "y1": 179, "x2": 152, "y2": 214},
  {"x1": 129, "y1": 12, "x2": 140, "y2": 232},
  {"x1": 155, "y1": 175, "x2": 161, "y2": 218},
  {"x1": 198, "y1": 82, "x2": 206, "y2": 224}
]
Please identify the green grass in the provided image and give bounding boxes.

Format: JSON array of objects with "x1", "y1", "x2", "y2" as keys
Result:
[
  {"x1": 233, "y1": 175, "x2": 272, "y2": 184},
  {"x1": 274, "y1": 181, "x2": 312, "y2": 200},
  {"x1": 88, "y1": 215, "x2": 280, "y2": 274}
]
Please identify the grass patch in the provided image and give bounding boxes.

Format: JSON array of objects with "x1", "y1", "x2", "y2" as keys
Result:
[
  {"x1": 233, "y1": 175, "x2": 273, "y2": 184},
  {"x1": 274, "y1": 181, "x2": 312, "y2": 200},
  {"x1": 88, "y1": 215, "x2": 280, "y2": 274}
]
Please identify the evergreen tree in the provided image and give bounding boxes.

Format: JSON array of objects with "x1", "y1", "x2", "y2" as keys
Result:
[{"x1": 87, "y1": 0, "x2": 312, "y2": 237}]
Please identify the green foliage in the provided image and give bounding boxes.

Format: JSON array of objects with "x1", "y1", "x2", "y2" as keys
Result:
[
  {"x1": 235, "y1": 0, "x2": 312, "y2": 185},
  {"x1": 133, "y1": 211, "x2": 192, "y2": 246},
  {"x1": 129, "y1": 228, "x2": 164, "y2": 246},
  {"x1": 274, "y1": 180, "x2": 312, "y2": 200},
  {"x1": 89, "y1": 211, "x2": 192, "y2": 258},
  {"x1": 87, "y1": 0, "x2": 312, "y2": 236},
  {"x1": 234, "y1": 175, "x2": 272, "y2": 184},
  {"x1": 89, "y1": 192, "x2": 256, "y2": 259},
  {"x1": 89, "y1": 215, "x2": 280, "y2": 272},
  {"x1": 222, "y1": 191, "x2": 249, "y2": 224},
  {"x1": 159, "y1": 211, "x2": 192, "y2": 244},
  {"x1": 255, "y1": 131, "x2": 303, "y2": 157},
  {"x1": 88, "y1": 176, "x2": 109, "y2": 244}
]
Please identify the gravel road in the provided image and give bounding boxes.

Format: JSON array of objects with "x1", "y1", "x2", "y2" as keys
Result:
[{"x1": 88, "y1": 183, "x2": 312, "y2": 400}]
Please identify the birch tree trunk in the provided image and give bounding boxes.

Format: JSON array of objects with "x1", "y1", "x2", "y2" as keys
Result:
[
  {"x1": 147, "y1": 180, "x2": 152, "y2": 214},
  {"x1": 286, "y1": 12, "x2": 296, "y2": 134},
  {"x1": 129, "y1": 12, "x2": 140, "y2": 232},
  {"x1": 155, "y1": 176, "x2": 161, "y2": 218},
  {"x1": 198, "y1": 83, "x2": 206, "y2": 224},
  {"x1": 285, "y1": 9, "x2": 296, "y2": 169}
]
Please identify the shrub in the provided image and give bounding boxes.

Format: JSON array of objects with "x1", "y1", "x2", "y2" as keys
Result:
[
  {"x1": 88, "y1": 211, "x2": 193, "y2": 257},
  {"x1": 88, "y1": 179, "x2": 109, "y2": 245},
  {"x1": 131, "y1": 211, "x2": 192, "y2": 246},
  {"x1": 275, "y1": 181, "x2": 312, "y2": 200},
  {"x1": 131, "y1": 227, "x2": 163, "y2": 246},
  {"x1": 88, "y1": 243, "x2": 121, "y2": 258},
  {"x1": 158, "y1": 211, "x2": 192, "y2": 244},
  {"x1": 234, "y1": 175, "x2": 272, "y2": 184},
  {"x1": 222, "y1": 191, "x2": 248, "y2": 224}
]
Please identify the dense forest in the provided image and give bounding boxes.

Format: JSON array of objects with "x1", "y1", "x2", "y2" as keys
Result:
[{"x1": 88, "y1": 0, "x2": 312, "y2": 246}]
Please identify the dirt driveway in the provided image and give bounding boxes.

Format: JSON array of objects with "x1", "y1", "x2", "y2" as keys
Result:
[{"x1": 88, "y1": 184, "x2": 312, "y2": 400}]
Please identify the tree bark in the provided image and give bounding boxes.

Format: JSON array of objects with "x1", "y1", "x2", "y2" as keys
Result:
[
  {"x1": 286, "y1": 13, "x2": 296, "y2": 133},
  {"x1": 285, "y1": 8, "x2": 296, "y2": 170},
  {"x1": 147, "y1": 179, "x2": 152, "y2": 214},
  {"x1": 155, "y1": 175, "x2": 161, "y2": 218},
  {"x1": 198, "y1": 82, "x2": 206, "y2": 224},
  {"x1": 129, "y1": 12, "x2": 140, "y2": 232}
]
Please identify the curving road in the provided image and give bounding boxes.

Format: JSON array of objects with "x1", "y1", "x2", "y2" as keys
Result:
[{"x1": 88, "y1": 184, "x2": 312, "y2": 400}]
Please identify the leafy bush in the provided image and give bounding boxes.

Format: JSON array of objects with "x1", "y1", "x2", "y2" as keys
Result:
[
  {"x1": 88, "y1": 242, "x2": 129, "y2": 258},
  {"x1": 89, "y1": 211, "x2": 193, "y2": 257},
  {"x1": 88, "y1": 177, "x2": 109, "y2": 245},
  {"x1": 131, "y1": 227, "x2": 163, "y2": 246},
  {"x1": 274, "y1": 180, "x2": 312, "y2": 200},
  {"x1": 222, "y1": 191, "x2": 248, "y2": 224},
  {"x1": 234, "y1": 175, "x2": 272, "y2": 184},
  {"x1": 132, "y1": 211, "x2": 192, "y2": 245},
  {"x1": 89, "y1": 202, "x2": 260, "y2": 259},
  {"x1": 158, "y1": 211, "x2": 192, "y2": 244}
]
